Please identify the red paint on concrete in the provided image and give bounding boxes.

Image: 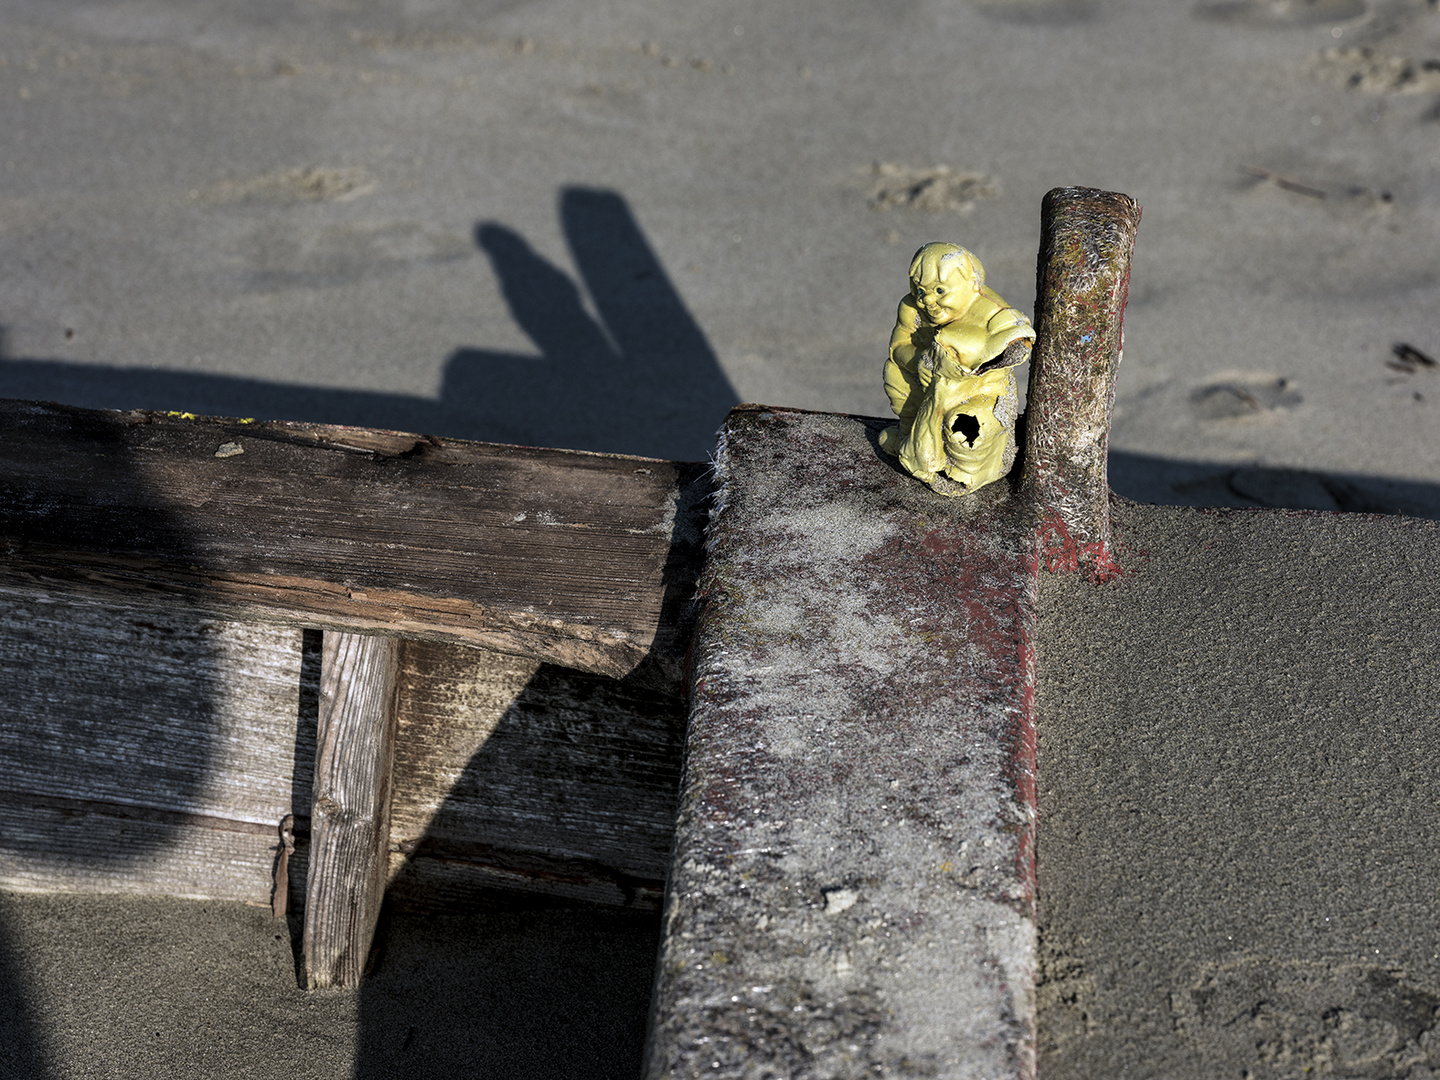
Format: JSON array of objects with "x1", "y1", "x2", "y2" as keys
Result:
[{"x1": 1037, "y1": 507, "x2": 1124, "y2": 583}]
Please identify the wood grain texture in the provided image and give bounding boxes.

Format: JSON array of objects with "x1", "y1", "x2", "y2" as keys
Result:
[
  {"x1": 0, "y1": 399, "x2": 709, "y2": 688},
  {"x1": 386, "y1": 643, "x2": 685, "y2": 911},
  {"x1": 0, "y1": 587, "x2": 311, "y2": 901},
  {"x1": 0, "y1": 590, "x2": 683, "y2": 911},
  {"x1": 304, "y1": 632, "x2": 400, "y2": 989}
]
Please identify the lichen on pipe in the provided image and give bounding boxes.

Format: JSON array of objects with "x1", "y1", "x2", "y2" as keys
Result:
[{"x1": 1020, "y1": 187, "x2": 1140, "y2": 579}]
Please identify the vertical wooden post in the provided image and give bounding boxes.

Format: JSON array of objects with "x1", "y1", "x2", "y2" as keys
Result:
[
  {"x1": 1021, "y1": 186, "x2": 1140, "y2": 579},
  {"x1": 303, "y1": 631, "x2": 400, "y2": 989}
]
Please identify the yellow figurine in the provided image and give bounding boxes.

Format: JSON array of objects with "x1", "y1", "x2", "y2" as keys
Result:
[{"x1": 879, "y1": 243, "x2": 1036, "y2": 496}]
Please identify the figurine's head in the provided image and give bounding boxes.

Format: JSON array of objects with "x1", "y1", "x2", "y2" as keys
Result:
[{"x1": 908, "y1": 243, "x2": 984, "y2": 327}]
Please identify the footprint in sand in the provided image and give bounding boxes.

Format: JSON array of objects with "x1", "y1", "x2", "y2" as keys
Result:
[
  {"x1": 1189, "y1": 374, "x2": 1303, "y2": 420},
  {"x1": 968, "y1": 0, "x2": 1097, "y2": 24},
  {"x1": 868, "y1": 164, "x2": 999, "y2": 214},
  {"x1": 1172, "y1": 957, "x2": 1440, "y2": 1071},
  {"x1": 196, "y1": 165, "x2": 375, "y2": 205},
  {"x1": 1318, "y1": 45, "x2": 1440, "y2": 95},
  {"x1": 1194, "y1": 0, "x2": 1368, "y2": 27}
]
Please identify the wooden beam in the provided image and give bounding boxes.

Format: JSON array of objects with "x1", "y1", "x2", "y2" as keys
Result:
[
  {"x1": 0, "y1": 399, "x2": 708, "y2": 688},
  {"x1": 303, "y1": 631, "x2": 400, "y2": 990},
  {"x1": 385, "y1": 640, "x2": 683, "y2": 911},
  {"x1": 0, "y1": 587, "x2": 313, "y2": 902}
]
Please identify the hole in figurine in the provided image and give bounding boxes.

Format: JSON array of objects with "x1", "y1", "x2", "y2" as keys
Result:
[{"x1": 951, "y1": 413, "x2": 981, "y2": 446}]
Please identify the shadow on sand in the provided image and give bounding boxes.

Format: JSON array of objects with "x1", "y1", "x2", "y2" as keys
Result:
[
  {"x1": 0, "y1": 187, "x2": 738, "y2": 463},
  {"x1": 345, "y1": 623, "x2": 691, "y2": 1077}
]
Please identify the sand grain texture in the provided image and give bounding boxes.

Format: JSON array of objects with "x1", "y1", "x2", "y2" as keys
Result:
[{"x1": 1036, "y1": 499, "x2": 1440, "y2": 1079}]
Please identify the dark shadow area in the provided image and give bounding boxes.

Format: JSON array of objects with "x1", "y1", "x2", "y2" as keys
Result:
[
  {"x1": 0, "y1": 350, "x2": 453, "y2": 443},
  {"x1": 281, "y1": 628, "x2": 323, "y2": 984},
  {"x1": 355, "y1": 903, "x2": 660, "y2": 1080},
  {"x1": 0, "y1": 405, "x2": 224, "y2": 1080},
  {"x1": 447, "y1": 186, "x2": 738, "y2": 459},
  {"x1": 0, "y1": 187, "x2": 738, "y2": 462},
  {"x1": 0, "y1": 913, "x2": 43, "y2": 1079},
  {"x1": 1109, "y1": 447, "x2": 1440, "y2": 520},
  {"x1": 356, "y1": 653, "x2": 687, "y2": 1079}
]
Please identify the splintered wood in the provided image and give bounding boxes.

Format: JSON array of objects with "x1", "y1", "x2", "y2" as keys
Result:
[{"x1": 0, "y1": 400, "x2": 707, "y2": 687}]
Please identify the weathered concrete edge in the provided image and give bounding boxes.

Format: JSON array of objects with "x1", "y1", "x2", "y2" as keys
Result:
[{"x1": 645, "y1": 406, "x2": 1040, "y2": 1080}]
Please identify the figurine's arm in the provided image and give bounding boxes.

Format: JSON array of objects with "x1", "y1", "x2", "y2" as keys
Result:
[
  {"x1": 984, "y1": 302, "x2": 1034, "y2": 340},
  {"x1": 936, "y1": 290, "x2": 1035, "y2": 368},
  {"x1": 979, "y1": 305, "x2": 1036, "y2": 368},
  {"x1": 933, "y1": 317, "x2": 993, "y2": 372},
  {"x1": 887, "y1": 298, "x2": 923, "y2": 371},
  {"x1": 929, "y1": 295, "x2": 1036, "y2": 374},
  {"x1": 883, "y1": 299, "x2": 924, "y2": 420}
]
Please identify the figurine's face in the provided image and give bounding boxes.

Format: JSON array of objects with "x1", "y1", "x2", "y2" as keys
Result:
[{"x1": 910, "y1": 254, "x2": 980, "y2": 328}]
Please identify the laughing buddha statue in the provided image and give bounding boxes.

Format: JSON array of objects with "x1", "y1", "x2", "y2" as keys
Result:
[{"x1": 878, "y1": 242, "x2": 1035, "y2": 496}]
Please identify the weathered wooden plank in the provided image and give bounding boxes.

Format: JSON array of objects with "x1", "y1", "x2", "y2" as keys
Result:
[
  {"x1": 0, "y1": 587, "x2": 311, "y2": 901},
  {"x1": 386, "y1": 643, "x2": 684, "y2": 911},
  {"x1": 0, "y1": 588, "x2": 682, "y2": 910},
  {"x1": 0, "y1": 399, "x2": 708, "y2": 686},
  {"x1": 304, "y1": 632, "x2": 400, "y2": 989},
  {"x1": 0, "y1": 793, "x2": 310, "y2": 905}
]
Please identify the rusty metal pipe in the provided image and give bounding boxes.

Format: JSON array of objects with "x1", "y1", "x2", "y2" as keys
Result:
[{"x1": 1020, "y1": 187, "x2": 1141, "y2": 578}]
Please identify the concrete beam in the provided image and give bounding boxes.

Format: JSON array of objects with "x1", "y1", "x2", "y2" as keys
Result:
[{"x1": 645, "y1": 407, "x2": 1040, "y2": 1079}]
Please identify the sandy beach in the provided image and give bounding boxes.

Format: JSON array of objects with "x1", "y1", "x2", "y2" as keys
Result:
[
  {"x1": 3, "y1": 0, "x2": 1439, "y2": 488},
  {"x1": 2, "y1": 0, "x2": 1439, "y2": 1075}
]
